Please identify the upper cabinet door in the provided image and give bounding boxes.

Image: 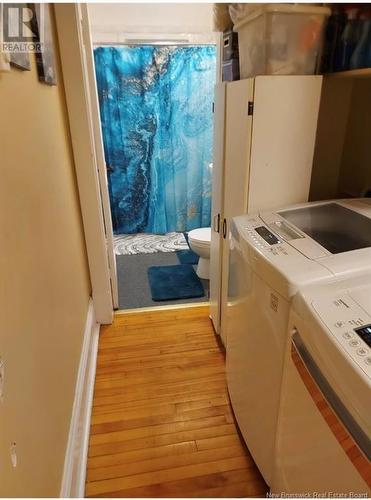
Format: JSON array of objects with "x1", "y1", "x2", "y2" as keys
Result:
[
  {"x1": 223, "y1": 79, "x2": 255, "y2": 220},
  {"x1": 248, "y1": 75, "x2": 322, "y2": 214}
]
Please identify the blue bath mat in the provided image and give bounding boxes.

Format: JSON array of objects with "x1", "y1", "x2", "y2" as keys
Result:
[
  {"x1": 148, "y1": 264, "x2": 205, "y2": 301},
  {"x1": 176, "y1": 232, "x2": 199, "y2": 265},
  {"x1": 176, "y1": 249, "x2": 199, "y2": 265}
]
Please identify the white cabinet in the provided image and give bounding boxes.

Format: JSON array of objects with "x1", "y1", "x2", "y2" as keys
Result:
[
  {"x1": 210, "y1": 76, "x2": 323, "y2": 344},
  {"x1": 209, "y1": 83, "x2": 226, "y2": 331}
]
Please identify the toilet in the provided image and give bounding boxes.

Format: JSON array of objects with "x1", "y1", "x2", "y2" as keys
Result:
[{"x1": 188, "y1": 227, "x2": 211, "y2": 280}]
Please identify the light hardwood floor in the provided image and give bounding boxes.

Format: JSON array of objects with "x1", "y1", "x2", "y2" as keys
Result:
[{"x1": 86, "y1": 305, "x2": 267, "y2": 497}]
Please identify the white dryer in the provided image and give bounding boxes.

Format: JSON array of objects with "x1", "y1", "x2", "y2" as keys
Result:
[
  {"x1": 272, "y1": 276, "x2": 371, "y2": 495},
  {"x1": 226, "y1": 198, "x2": 371, "y2": 485}
]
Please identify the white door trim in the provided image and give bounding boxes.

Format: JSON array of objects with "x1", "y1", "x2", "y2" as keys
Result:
[
  {"x1": 54, "y1": 4, "x2": 113, "y2": 323},
  {"x1": 89, "y1": 30, "x2": 221, "y2": 310},
  {"x1": 79, "y1": 4, "x2": 119, "y2": 309},
  {"x1": 215, "y1": 31, "x2": 223, "y2": 84},
  {"x1": 91, "y1": 28, "x2": 219, "y2": 46},
  {"x1": 60, "y1": 299, "x2": 99, "y2": 498}
]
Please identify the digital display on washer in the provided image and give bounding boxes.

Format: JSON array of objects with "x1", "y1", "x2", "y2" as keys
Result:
[
  {"x1": 354, "y1": 324, "x2": 371, "y2": 348},
  {"x1": 255, "y1": 226, "x2": 280, "y2": 245}
]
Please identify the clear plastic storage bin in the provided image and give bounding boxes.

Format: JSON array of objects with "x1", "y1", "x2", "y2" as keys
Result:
[{"x1": 234, "y1": 4, "x2": 331, "y2": 78}]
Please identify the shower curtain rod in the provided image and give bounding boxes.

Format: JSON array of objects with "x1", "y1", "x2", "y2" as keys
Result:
[{"x1": 93, "y1": 41, "x2": 216, "y2": 47}]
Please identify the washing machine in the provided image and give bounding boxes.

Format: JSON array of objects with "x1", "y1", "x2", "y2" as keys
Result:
[
  {"x1": 226, "y1": 198, "x2": 371, "y2": 485},
  {"x1": 272, "y1": 276, "x2": 371, "y2": 495}
]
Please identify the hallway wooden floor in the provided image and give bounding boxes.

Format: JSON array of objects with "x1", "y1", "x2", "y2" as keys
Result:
[{"x1": 85, "y1": 305, "x2": 267, "y2": 497}]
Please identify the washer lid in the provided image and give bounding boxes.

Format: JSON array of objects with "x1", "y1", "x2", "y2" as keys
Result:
[
  {"x1": 278, "y1": 202, "x2": 371, "y2": 255},
  {"x1": 188, "y1": 227, "x2": 211, "y2": 244}
]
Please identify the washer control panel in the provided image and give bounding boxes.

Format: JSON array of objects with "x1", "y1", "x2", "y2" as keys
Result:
[
  {"x1": 313, "y1": 294, "x2": 371, "y2": 378},
  {"x1": 254, "y1": 226, "x2": 280, "y2": 245},
  {"x1": 241, "y1": 218, "x2": 307, "y2": 262},
  {"x1": 244, "y1": 218, "x2": 282, "y2": 250}
]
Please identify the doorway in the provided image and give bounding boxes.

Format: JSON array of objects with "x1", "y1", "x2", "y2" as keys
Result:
[{"x1": 93, "y1": 42, "x2": 218, "y2": 309}]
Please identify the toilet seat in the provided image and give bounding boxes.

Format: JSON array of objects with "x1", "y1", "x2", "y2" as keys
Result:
[{"x1": 188, "y1": 227, "x2": 211, "y2": 246}]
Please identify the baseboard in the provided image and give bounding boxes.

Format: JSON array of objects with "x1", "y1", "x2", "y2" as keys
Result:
[{"x1": 60, "y1": 298, "x2": 100, "y2": 498}]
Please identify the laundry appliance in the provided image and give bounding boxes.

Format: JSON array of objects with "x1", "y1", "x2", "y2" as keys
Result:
[
  {"x1": 272, "y1": 276, "x2": 371, "y2": 495},
  {"x1": 226, "y1": 198, "x2": 371, "y2": 484}
]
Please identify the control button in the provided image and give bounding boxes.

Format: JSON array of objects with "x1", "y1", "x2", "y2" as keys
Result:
[
  {"x1": 365, "y1": 357, "x2": 371, "y2": 366},
  {"x1": 356, "y1": 347, "x2": 368, "y2": 357},
  {"x1": 335, "y1": 321, "x2": 346, "y2": 328},
  {"x1": 349, "y1": 339, "x2": 360, "y2": 348},
  {"x1": 342, "y1": 332, "x2": 353, "y2": 340},
  {"x1": 348, "y1": 318, "x2": 364, "y2": 326}
]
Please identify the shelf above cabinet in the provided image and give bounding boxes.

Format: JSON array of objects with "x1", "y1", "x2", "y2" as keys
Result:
[{"x1": 325, "y1": 68, "x2": 371, "y2": 79}]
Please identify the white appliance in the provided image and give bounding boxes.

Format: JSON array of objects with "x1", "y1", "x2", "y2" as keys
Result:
[
  {"x1": 188, "y1": 227, "x2": 211, "y2": 279},
  {"x1": 226, "y1": 197, "x2": 371, "y2": 485},
  {"x1": 209, "y1": 76, "x2": 323, "y2": 343},
  {"x1": 273, "y1": 277, "x2": 371, "y2": 495}
]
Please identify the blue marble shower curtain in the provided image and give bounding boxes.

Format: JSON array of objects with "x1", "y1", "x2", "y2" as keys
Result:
[{"x1": 94, "y1": 45, "x2": 216, "y2": 234}]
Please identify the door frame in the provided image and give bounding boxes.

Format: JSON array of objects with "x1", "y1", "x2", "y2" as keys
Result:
[
  {"x1": 79, "y1": 4, "x2": 119, "y2": 309},
  {"x1": 54, "y1": 4, "x2": 114, "y2": 323},
  {"x1": 56, "y1": 3, "x2": 222, "y2": 316},
  {"x1": 90, "y1": 29, "x2": 222, "y2": 302}
]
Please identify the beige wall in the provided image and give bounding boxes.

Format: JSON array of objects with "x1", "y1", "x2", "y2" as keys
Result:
[
  {"x1": 310, "y1": 77, "x2": 371, "y2": 201},
  {"x1": 338, "y1": 79, "x2": 371, "y2": 197},
  {"x1": 0, "y1": 7, "x2": 91, "y2": 497},
  {"x1": 309, "y1": 78, "x2": 353, "y2": 201}
]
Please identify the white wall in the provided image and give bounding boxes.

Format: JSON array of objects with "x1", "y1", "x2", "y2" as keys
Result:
[{"x1": 88, "y1": 3, "x2": 215, "y2": 41}]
